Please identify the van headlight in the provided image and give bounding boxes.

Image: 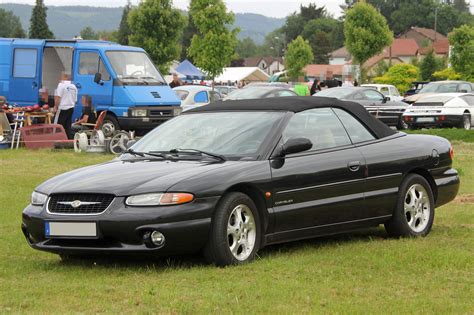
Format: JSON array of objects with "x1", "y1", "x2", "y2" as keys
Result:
[
  {"x1": 31, "y1": 191, "x2": 48, "y2": 206},
  {"x1": 131, "y1": 109, "x2": 148, "y2": 117},
  {"x1": 126, "y1": 193, "x2": 194, "y2": 206},
  {"x1": 173, "y1": 108, "x2": 182, "y2": 116}
]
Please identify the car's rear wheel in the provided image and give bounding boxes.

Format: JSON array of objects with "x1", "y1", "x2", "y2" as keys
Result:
[
  {"x1": 459, "y1": 113, "x2": 471, "y2": 130},
  {"x1": 204, "y1": 192, "x2": 261, "y2": 266},
  {"x1": 385, "y1": 174, "x2": 435, "y2": 237}
]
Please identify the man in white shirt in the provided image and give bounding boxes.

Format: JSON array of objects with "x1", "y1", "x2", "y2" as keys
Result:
[{"x1": 53, "y1": 73, "x2": 77, "y2": 139}]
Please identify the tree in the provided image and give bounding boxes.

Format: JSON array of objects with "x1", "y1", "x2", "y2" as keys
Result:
[
  {"x1": 301, "y1": 18, "x2": 342, "y2": 64},
  {"x1": 80, "y1": 26, "x2": 97, "y2": 40},
  {"x1": 374, "y1": 64, "x2": 419, "y2": 94},
  {"x1": 235, "y1": 37, "x2": 258, "y2": 58},
  {"x1": 449, "y1": 24, "x2": 474, "y2": 80},
  {"x1": 188, "y1": 0, "x2": 239, "y2": 83},
  {"x1": 432, "y1": 68, "x2": 462, "y2": 80},
  {"x1": 0, "y1": 9, "x2": 26, "y2": 38},
  {"x1": 344, "y1": 2, "x2": 393, "y2": 82},
  {"x1": 419, "y1": 50, "x2": 438, "y2": 81},
  {"x1": 285, "y1": 36, "x2": 314, "y2": 79},
  {"x1": 117, "y1": 0, "x2": 132, "y2": 45},
  {"x1": 180, "y1": 13, "x2": 197, "y2": 61},
  {"x1": 29, "y1": 0, "x2": 54, "y2": 39},
  {"x1": 96, "y1": 30, "x2": 118, "y2": 42},
  {"x1": 128, "y1": 0, "x2": 186, "y2": 74}
]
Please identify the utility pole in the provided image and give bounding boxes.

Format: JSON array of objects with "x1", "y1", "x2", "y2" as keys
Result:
[{"x1": 434, "y1": 5, "x2": 438, "y2": 41}]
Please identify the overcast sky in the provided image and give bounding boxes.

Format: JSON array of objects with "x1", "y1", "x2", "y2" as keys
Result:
[{"x1": 0, "y1": 0, "x2": 347, "y2": 18}]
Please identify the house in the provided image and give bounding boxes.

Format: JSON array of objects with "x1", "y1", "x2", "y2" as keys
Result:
[
  {"x1": 329, "y1": 47, "x2": 351, "y2": 65},
  {"x1": 398, "y1": 26, "x2": 447, "y2": 46},
  {"x1": 418, "y1": 38, "x2": 450, "y2": 59},
  {"x1": 243, "y1": 56, "x2": 285, "y2": 75}
]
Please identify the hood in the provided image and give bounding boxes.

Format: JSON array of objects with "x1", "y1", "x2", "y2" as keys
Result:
[
  {"x1": 405, "y1": 92, "x2": 436, "y2": 103},
  {"x1": 36, "y1": 159, "x2": 232, "y2": 196},
  {"x1": 115, "y1": 85, "x2": 181, "y2": 106}
]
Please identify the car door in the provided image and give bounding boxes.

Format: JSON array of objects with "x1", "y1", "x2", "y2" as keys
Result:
[
  {"x1": 270, "y1": 107, "x2": 367, "y2": 234},
  {"x1": 73, "y1": 50, "x2": 113, "y2": 120},
  {"x1": 9, "y1": 40, "x2": 44, "y2": 105}
]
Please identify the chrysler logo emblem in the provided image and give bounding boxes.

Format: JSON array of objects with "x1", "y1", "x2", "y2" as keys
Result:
[{"x1": 71, "y1": 200, "x2": 82, "y2": 208}]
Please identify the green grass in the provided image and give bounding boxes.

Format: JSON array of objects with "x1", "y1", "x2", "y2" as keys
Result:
[
  {"x1": 0, "y1": 142, "x2": 473, "y2": 313},
  {"x1": 405, "y1": 128, "x2": 474, "y2": 143}
]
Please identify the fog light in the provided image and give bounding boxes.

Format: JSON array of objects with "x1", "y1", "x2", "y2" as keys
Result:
[{"x1": 150, "y1": 231, "x2": 165, "y2": 246}]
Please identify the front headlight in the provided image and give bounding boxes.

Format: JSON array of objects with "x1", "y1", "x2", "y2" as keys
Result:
[
  {"x1": 173, "y1": 108, "x2": 182, "y2": 116},
  {"x1": 131, "y1": 109, "x2": 148, "y2": 117},
  {"x1": 31, "y1": 191, "x2": 48, "y2": 206},
  {"x1": 125, "y1": 193, "x2": 194, "y2": 206}
]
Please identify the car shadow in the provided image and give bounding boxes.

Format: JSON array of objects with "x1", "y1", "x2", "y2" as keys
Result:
[{"x1": 57, "y1": 227, "x2": 389, "y2": 269}]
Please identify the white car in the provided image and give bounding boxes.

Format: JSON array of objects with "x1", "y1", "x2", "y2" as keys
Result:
[
  {"x1": 361, "y1": 84, "x2": 403, "y2": 102},
  {"x1": 402, "y1": 93, "x2": 474, "y2": 130},
  {"x1": 173, "y1": 85, "x2": 222, "y2": 112}
]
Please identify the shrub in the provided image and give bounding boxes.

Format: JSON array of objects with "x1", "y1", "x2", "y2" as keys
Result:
[{"x1": 374, "y1": 63, "x2": 419, "y2": 93}]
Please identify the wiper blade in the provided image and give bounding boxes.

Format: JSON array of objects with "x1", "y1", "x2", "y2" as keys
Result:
[
  {"x1": 168, "y1": 148, "x2": 226, "y2": 162},
  {"x1": 123, "y1": 148, "x2": 165, "y2": 159}
]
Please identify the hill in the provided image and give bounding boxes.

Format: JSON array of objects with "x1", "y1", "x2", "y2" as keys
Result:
[{"x1": 0, "y1": 3, "x2": 284, "y2": 44}]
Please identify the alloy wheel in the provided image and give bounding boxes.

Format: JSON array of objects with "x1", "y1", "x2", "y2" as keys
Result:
[
  {"x1": 227, "y1": 204, "x2": 256, "y2": 261},
  {"x1": 404, "y1": 184, "x2": 431, "y2": 233}
]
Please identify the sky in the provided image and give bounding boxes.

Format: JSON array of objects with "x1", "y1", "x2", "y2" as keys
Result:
[{"x1": 0, "y1": 0, "x2": 347, "y2": 18}]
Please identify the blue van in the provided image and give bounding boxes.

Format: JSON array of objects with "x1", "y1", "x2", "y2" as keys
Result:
[{"x1": 0, "y1": 38, "x2": 181, "y2": 135}]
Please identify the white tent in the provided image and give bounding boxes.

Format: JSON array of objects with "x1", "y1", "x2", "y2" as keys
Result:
[{"x1": 215, "y1": 67, "x2": 270, "y2": 83}]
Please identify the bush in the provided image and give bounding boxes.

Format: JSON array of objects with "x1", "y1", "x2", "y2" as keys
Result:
[
  {"x1": 432, "y1": 68, "x2": 463, "y2": 80},
  {"x1": 374, "y1": 63, "x2": 419, "y2": 93}
]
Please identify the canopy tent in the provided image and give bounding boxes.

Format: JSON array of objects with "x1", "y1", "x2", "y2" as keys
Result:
[
  {"x1": 215, "y1": 67, "x2": 270, "y2": 83},
  {"x1": 175, "y1": 59, "x2": 205, "y2": 80}
]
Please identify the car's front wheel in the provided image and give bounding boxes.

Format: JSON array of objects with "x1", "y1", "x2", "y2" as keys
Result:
[
  {"x1": 385, "y1": 174, "x2": 435, "y2": 237},
  {"x1": 204, "y1": 192, "x2": 261, "y2": 266}
]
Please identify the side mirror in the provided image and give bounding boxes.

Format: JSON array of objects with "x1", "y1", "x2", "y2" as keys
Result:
[
  {"x1": 382, "y1": 96, "x2": 388, "y2": 103},
  {"x1": 281, "y1": 137, "x2": 313, "y2": 156},
  {"x1": 94, "y1": 72, "x2": 102, "y2": 84},
  {"x1": 126, "y1": 140, "x2": 137, "y2": 149}
]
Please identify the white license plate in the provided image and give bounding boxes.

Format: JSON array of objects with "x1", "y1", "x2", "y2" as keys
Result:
[
  {"x1": 417, "y1": 117, "x2": 435, "y2": 123},
  {"x1": 45, "y1": 222, "x2": 97, "y2": 237}
]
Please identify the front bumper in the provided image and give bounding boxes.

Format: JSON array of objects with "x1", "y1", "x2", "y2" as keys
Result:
[{"x1": 22, "y1": 196, "x2": 220, "y2": 256}]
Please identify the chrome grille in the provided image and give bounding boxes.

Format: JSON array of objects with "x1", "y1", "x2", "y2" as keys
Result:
[{"x1": 48, "y1": 194, "x2": 114, "y2": 215}]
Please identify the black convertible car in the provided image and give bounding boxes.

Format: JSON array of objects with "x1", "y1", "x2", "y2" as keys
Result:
[{"x1": 22, "y1": 97, "x2": 459, "y2": 266}]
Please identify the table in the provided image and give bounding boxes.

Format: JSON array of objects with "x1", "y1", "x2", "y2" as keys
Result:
[{"x1": 24, "y1": 111, "x2": 53, "y2": 126}]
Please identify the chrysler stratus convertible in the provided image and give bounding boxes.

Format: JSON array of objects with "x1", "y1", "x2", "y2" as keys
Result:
[{"x1": 22, "y1": 97, "x2": 459, "y2": 266}]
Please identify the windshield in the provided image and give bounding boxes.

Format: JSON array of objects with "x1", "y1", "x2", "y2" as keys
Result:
[
  {"x1": 226, "y1": 87, "x2": 272, "y2": 100},
  {"x1": 315, "y1": 88, "x2": 354, "y2": 99},
  {"x1": 129, "y1": 111, "x2": 284, "y2": 158},
  {"x1": 419, "y1": 83, "x2": 458, "y2": 93},
  {"x1": 106, "y1": 51, "x2": 166, "y2": 85}
]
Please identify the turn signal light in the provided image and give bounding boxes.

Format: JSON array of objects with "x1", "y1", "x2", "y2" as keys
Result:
[
  {"x1": 404, "y1": 116, "x2": 412, "y2": 122},
  {"x1": 159, "y1": 193, "x2": 194, "y2": 205}
]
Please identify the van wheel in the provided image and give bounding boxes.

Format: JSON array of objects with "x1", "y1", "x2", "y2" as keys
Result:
[
  {"x1": 385, "y1": 174, "x2": 435, "y2": 237},
  {"x1": 102, "y1": 114, "x2": 120, "y2": 137},
  {"x1": 203, "y1": 192, "x2": 261, "y2": 266}
]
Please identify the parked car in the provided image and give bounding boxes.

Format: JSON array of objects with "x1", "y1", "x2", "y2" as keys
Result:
[
  {"x1": 403, "y1": 93, "x2": 474, "y2": 130},
  {"x1": 314, "y1": 87, "x2": 409, "y2": 129},
  {"x1": 22, "y1": 97, "x2": 459, "y2": 266},
  {"x1": 215, "y1": 85, "x2": 237, "y2": 96},
  {"x1": 361, "y1": 84, "x2": 403, "y2": 102},
  {"x1": 403, "y1": 80, "x2": 474, "y2": 104},
  {"x1": 244, "y1": 82, "x2": 293, "y2": 89},
  {"x1": 404, "y1": 81, "x2": 429, "y2": 98},
  {"x1": 173, "y1": 85, "x2": 222, "y2": 111},
  {"x1": 224, "y1": 86, "x2": 296, "y2": 100}
]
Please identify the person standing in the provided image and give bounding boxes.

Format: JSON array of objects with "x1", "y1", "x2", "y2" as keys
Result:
[
  {"x1": 169, "y1": 73, "x2": 182, "y2": 88},
  {"x1": 310, "y1": 79, "x2": 321, "y2": 95},
  {"x1": 53, "y1": 73, "x2": 77, "y2": 139}
]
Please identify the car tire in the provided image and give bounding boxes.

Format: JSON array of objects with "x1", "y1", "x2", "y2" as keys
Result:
[
  {"x1": 459, "y1": 113, "x2": 471, "y2": 130},
  {"x1": 203, "y1": 192, "x2": 261, "y2": 266},
  {"x1": 385, "y1": 174, "x2": 435, "y2": 237},
  {"x1": 102, "y1": 114, "x2": 120, "y2": 137}
]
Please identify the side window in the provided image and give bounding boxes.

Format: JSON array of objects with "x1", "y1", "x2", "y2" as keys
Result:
[
  {"x1": 390, "y1": 87, "x2": 400, "y2": 96},
  {"x1": 13, "y1": 48, "x2": 37, "y2": 78},
  {"x1": 353, "y1": 92, "x2": 365, "y2": 100},
  {"x1": 363, "y1": 89, "x2": 384, "y2": 101},
  {"x1": 379, "y1": 86, "x2": 390, "y2": 96},
  {"x1": 194, "y1": 91, "x2": 209, "y2": 103},
  {"x1": 458, "y1": 83, "x2": 472, "y2": 92},
  {"x1": 333, "y1": 108, "x2": 376, "y2": 144},
  {"x1": 282, "y1": 108, "x2": 351, "y2": 151},
  {"x1": 79, "y1": 52, "x2": 110, "y2": 80}
]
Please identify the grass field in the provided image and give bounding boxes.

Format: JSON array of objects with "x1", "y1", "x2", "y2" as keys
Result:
[{"x1": 0, "y1": 137, "x2": 473, "y2": 313}]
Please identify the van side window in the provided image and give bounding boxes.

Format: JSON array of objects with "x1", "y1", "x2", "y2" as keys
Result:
[
  {"x1": 79, "y1": 52, "x2": 110, "y2": 81},
  {"x1": 13, "y1": 49, "x2": 37, "y2": 78}
]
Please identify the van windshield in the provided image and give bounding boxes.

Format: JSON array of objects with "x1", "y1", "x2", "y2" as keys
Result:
[{"x1": 106, "y1": 51, "x2": 166, "y2": 85}]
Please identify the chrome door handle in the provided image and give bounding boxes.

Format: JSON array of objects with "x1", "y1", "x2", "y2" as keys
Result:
[{"x1": 348, "y1": 161, "x2": 361, "y2": 172}]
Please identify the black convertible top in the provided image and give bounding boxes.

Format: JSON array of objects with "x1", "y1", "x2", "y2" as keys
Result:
[{"x1": 187, "y1": 96, "x2": 397, "y2": 139}]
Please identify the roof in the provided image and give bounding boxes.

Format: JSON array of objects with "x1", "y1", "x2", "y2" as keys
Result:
[
  {"x1": 187, "y1": 96, "x2": 397, "y2": 139},
  {"x1": 175, "y1": 59, "x2": 205, "y2": 79},
  {"x1": 243, "y1": 57, "x2": 264, "y2": 67},
  {"x1": 410, "y1": 27, "x2": 447, "y2": 41},
  {"x1": 390, "y1": 38, "x2": 419, "y2": 56},
  {"x1": 215, "y1": 67, "x2": 270, "y2": 83},
  {"x1": 329, "y1": 46, "x2": 350, "y2": 59},
  {"x1": 304, "y1": 64, "x2": 345, "y2": 77},
  {"x1": 419, "y1": 38, "x2": 449, "y2": 55}
]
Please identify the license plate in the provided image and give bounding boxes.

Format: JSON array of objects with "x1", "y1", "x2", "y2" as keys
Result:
[
  {"x1": 45, "y1": 222, "x2": 97, "y2": 237},
  {"x1": 417, "y1": 117, "x2": 435, "y2": 123}
]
